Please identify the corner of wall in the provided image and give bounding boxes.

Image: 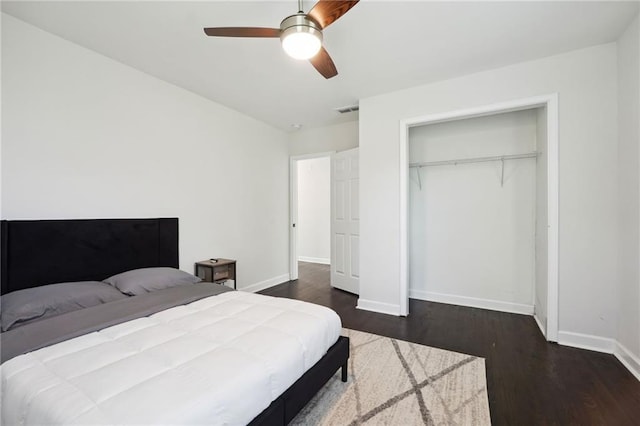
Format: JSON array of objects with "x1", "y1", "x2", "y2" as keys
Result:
[
  {"x1": 615, "y1": 10, "x2": 640, "y2": 377},
  {"x1": 615, "y1": 341, "x2": 640, "y2": 381},
  {"x1": 557, "y1": 331, "x2": 640, "y2": 382}
]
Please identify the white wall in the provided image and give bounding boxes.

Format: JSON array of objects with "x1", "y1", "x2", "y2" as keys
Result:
[
  {"x1": 408, "y1": 110, "x2": 537, "y2": 314},
  {"x1": 1, "y1": 14, "x2": 290, "y2": 291},
  {"x1": 288, "y1": 120, "x2": 358, "y2": 156},
  {"x1": 535, "y1": 107, "x2": 549, "y2": 333},
  {"x1": 359, "y1": 43, "x2": 618, "y2": 344},
  {"x1": 616, "y1": 15, "x2": 640, "y2": 374},
  {"x1": 297, "y1": 157, "x2": 330, "y2": 264},
  {"x1": 0, "y1": 12, "x2": 3, "y2": 220}
]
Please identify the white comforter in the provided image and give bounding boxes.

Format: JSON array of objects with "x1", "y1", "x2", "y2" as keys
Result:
[{"x1": 1, "y1": 291, "x2": 342, "y2": 425}]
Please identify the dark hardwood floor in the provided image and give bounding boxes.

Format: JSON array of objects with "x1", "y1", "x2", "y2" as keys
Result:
[{"x1": 260, "y1": 262, "x2": 640, "y2": 425}]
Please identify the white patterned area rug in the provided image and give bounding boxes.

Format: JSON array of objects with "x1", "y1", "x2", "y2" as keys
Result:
[{"x1": 292, "y1": 328, "x2": 491, "y2": 426}]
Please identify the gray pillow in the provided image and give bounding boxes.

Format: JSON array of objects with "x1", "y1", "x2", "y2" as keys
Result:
[
  {"x1": 103, "y1": 267, "x2": 201, "y2": 296},
  {"x1": 1, "y1": 281, "x2": 127, "y2": 332}
]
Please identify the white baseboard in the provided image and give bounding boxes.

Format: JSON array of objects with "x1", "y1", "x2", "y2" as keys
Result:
[
  {"x1": 356, "y1": 298, "x2": 401, "y2": 316},
  {"x1": 240, "y1": 273, "x2": 291, "y2": 293},
  {"x1": 557, "y1": 331, "x2": 616, "y2": 353},
  {"x1": 614, "y1": 342, "x2": 640, "y2": 381},
  {"x1": 298, "y1": 256, "x2": 330, "y2": 265},
  {"x1": 556, "y1": 332, "x2": 639, "y2": 382},
  {"x1": 409, "y1": 289, "x2": 534, "y2": 315},
  {"x1": 533, "y1": 313, "x2": 547, "y2": 339}
]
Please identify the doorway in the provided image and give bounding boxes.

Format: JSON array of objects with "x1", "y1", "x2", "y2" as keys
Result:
[
  {"x1": 290, "y1": 149, "x2": 360, "y2": 295},
  {"x1": 297, "y1": 156, "x2": 331, "y2": 265},
  {"x1": 289, "y1": 152, "x2": 333, "y2": 281}
]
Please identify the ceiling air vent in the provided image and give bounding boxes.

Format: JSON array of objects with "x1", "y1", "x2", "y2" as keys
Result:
[{"x1": 334, "y1": 104, "x2": 359, "y2": 114}]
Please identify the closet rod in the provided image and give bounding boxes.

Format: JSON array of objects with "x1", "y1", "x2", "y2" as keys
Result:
[{"x1": 409, "y1": 152, "x2": 538, "y2": 168}]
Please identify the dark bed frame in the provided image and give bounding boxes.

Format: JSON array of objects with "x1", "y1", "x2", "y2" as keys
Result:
[{"x1": 0, "y1": 218, "x2": 349, "y2": 425}]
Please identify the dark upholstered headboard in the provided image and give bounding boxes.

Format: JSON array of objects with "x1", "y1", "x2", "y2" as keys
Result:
[{"x1": 1, "y1": 218, "x2": 179, "y2": 295}]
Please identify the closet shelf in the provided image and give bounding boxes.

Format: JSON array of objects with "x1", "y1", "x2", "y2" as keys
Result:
[
  {"x1": 410, "y1": 151, "x2": 538, "y2": 189},
  {"x1": 409, "y1": 152, "x2": 538, "y2": 169}
]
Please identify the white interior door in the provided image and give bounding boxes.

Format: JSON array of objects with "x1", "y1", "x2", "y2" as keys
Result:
[{"x1": 331, "y1": 148, "x2": 359, "y2": 294}]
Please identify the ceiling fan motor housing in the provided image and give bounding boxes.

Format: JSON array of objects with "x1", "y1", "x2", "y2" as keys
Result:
[{"x1": 280, "y1": 13, "x2": 323, "y2": 44}]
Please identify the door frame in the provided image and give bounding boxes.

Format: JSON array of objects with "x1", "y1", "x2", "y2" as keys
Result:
[
  {"x1": 289, "y1": 151, "x2": 335, "y2": 281},
  {"x1": 399, "y1": 94, "x2": 559, "y2": 342}
]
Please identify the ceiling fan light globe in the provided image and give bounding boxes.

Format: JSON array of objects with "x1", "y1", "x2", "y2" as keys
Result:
[
  {"x1": 279, "y1": 14, "x2": 323, "y2": 60},
  {"x1": 282, "y1": 31, "x2": 322, "y2": 60}
]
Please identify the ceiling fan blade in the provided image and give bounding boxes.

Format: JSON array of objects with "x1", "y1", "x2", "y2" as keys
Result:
[
  {"x1": 309, "y1": 47, "x2": 338, "y2": 79},
  {"x1": 203, "y1": 27, "x2": 281, "y2": 38},
  {"x1": 307, "y1": 0, "x2": 359, "y2": 29}
]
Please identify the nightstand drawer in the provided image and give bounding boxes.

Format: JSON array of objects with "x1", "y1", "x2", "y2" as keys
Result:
[{"x1": 213, "y1": 267, "x2": 230, "y2": 281}]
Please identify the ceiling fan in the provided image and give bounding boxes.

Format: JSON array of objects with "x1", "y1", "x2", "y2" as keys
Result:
[{"x1": 204, "y1": 0, "x2": 359, "y2": 79}]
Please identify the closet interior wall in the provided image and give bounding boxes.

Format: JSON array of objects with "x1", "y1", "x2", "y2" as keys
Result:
[{"x1": 408, "y1": 108, "x2": 545, "y2": 317}]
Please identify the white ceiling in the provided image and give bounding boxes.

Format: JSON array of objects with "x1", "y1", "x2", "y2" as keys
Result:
[{"x1": 2, "y1": 1, "x2": 638, "y2": 131}]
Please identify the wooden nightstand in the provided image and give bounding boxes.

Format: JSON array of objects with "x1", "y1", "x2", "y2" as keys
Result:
[{"x1": 194, "y1": 259, "x2": 237, "y2": 289}]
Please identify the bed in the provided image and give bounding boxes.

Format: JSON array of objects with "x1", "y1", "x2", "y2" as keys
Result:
[{"x1": 0, "y1": 218, "x2": 349, "y2": 425}]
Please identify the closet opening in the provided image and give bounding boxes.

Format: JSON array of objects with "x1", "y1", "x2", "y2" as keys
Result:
[{"x1": 399, "y1": 95, "x2": 558, "y2": 342}]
